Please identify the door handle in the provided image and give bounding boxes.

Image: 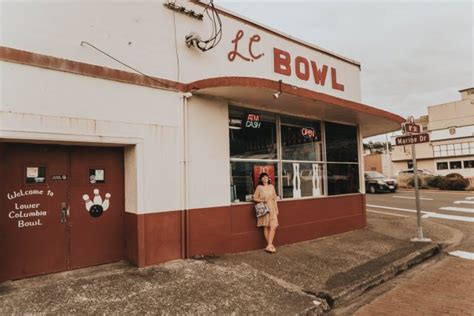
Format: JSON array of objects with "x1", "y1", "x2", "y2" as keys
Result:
[{"x1": 60, "y1": 202, "x2": 69, "y2": 223}]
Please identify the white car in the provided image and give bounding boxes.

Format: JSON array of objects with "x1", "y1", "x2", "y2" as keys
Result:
[{"x1": 397, "y1": 168, "x2": 434, "y2": 176}]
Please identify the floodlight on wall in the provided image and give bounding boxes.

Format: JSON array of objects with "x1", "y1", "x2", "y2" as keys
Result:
[{"x1": 273, "y1": 80, "x2": 283, "y2": 99}]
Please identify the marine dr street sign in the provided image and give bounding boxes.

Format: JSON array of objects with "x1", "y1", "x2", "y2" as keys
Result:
[{"x1": 395, "y1": 133, "x2": 430, "y2": 146}]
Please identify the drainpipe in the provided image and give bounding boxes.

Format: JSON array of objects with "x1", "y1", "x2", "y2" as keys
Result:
[{"x1": 181, "y1": 92, "x2": 192, "y2": 259}]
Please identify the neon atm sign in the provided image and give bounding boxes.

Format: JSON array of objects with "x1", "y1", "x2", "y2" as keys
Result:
[{"x1": 273, "y1": 48, "x2": 345, "y2": 92}]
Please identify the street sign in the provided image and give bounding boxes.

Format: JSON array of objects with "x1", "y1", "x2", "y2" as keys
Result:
[
  {"x1": 395, "y1": 133, "x2": 430, "y2": 146},
  {"x1": 402, "y1": 122, "x2": 422, "y2": 134},
  {"x1": 396, "y1": 116, "x2": 431, "y2": 242}
]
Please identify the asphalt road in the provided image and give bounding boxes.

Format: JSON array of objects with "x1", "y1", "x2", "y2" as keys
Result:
[{"x1": 367, "y1": 189, "x2": 474, "y2": 252}]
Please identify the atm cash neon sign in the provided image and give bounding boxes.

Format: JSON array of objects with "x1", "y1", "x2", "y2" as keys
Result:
[{"x1": 246, "y1": 113, "x2": 261, "y2": 128}]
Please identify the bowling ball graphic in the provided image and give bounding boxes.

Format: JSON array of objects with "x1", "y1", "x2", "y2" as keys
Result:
[{"x1": 90, "y1": 204, "x2": 104, "y2": 218}]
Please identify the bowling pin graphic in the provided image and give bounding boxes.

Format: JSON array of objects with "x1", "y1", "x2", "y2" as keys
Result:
[
  {"x1": 102, "y1": 193, "x2": 111, "y2": 211},
  {"x1": 82, "y1": 194, "x2": 94, "y2": 211},
  {"x1": 292, "y1": 163, "x2": 301, "y2": 198},
  {"x1": 312, "y1": 164, "x2": 321, "y2": 196},
  {"x1": 93, "y1": 188, "x2": 103, "y2": 205}
]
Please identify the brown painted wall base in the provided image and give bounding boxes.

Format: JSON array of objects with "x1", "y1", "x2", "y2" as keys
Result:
[
  {"x1": 188, "y1": 194, "x2": 366, "y2": 257},
  {"x1": 125, "y1": 210, "x2": 183, "y2": 267},
  {"x1": 124, "y1": 194, "x2": 366, "y2": 267}
]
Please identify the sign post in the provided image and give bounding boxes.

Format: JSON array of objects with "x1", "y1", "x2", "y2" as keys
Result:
[{"x1": 396, "y1": 116, "x2": 431, "y2": 242}]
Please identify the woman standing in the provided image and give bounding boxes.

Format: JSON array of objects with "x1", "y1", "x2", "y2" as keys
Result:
[{"x1": 253, "y1": 172, "x2": 279, "y2": 253}]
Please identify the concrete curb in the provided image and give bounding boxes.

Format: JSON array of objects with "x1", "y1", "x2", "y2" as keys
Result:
[{"x1": 306, "y1": 243, "x2": 442, "y2": 314}]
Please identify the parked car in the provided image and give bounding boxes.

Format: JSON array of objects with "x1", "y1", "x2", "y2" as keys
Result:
[
  {"x1": 364, "y1": 171, "x2": 398, "y2": 193},
  {"x1": 397, "y1": 168, "x2": 434, "y2": 176}
]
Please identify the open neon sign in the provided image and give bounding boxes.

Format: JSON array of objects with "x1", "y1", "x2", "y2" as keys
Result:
[{"x1": 301, "y1": 127, "x2": 316, "y2": 139}]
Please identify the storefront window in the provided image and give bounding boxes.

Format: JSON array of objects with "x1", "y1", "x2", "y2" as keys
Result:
[
  {"x1": 281, "y1": 116, "x2": 322, "y2": 161},
  {"x1": 325, "y1": 122, "x2": 358, "y2": 163},
  {"x1": 282, "y1": 162, "x2": 324, "y2": 198},
  {"x1": 230, "y1": 161, "x2": 278, "y2": 203},
  {"x1": 229, "y1": 107, "x2": 277, "y2": 159},
  {"x1": 229, "y1": 106, "x2": 360, "y2": 203},
  {"x1": 327, "y1": 164, "x2": 359, "y2": 195}
]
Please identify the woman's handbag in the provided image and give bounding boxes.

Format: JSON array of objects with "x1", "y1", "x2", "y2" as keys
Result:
[{"x1": 254, "y1": 202, "x2": 269, "y2": 218}]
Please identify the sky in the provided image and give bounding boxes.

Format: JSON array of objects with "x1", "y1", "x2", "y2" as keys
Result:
[{"x1": 216, "y1": 0, "x2": 473, "y2": 141}]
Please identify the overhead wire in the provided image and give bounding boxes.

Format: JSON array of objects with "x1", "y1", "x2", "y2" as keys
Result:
[{"x1": 80, "y1": 41, "x2": 179, "y2": 92}]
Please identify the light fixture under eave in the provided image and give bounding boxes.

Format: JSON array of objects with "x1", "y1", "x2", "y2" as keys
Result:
[{"x1": 273, "y1": 79, "x2": 283, "y2": 99}]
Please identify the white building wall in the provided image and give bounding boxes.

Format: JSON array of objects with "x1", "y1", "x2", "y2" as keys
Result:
[
  {"x1": 186, "y1": 96, "x2": 230, "y2": 209},
  {"x1": 0, "y1": 61, "x2": 182, "y2": 214},
  {"x1": 0, "y1": 0, "x2": 361, "y2": 102}
]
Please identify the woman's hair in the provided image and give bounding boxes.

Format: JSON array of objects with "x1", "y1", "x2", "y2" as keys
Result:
[{"x1": 258, "y1": 172, "x2": 272, "y2": 186}]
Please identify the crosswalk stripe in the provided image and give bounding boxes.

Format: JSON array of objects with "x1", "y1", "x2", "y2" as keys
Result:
[
  {"x1": 392, "y1": 195, "x2": 433, "y2": 201},
  {"x1": 448, "y1": 250, "x2": 474, "y2": 260},
  {"x1": 422, "y1": 213, "x2": 474, "y2": 222},
  {"x1": 367, "y1": 209, "x2": 409, "y2": 217},
  {"x1": 366, "y1": 204, "x2": 431, "y2": 214},
  {"x1": 439, "y1": 206, "x2": 474, "y2": 214},
  {"x1": 466, "y1": 197, "x2": 474, "y2": 200},
  {"x1": 454, "y1": 200, "x2": 474, "y2": 205}
]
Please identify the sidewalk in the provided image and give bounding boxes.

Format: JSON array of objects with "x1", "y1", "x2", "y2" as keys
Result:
[
  {"x1": 354, "y1": 256, "x2": 474, "y2": 315},
  {"x1": 0, "y1": 212, "x2": 462, "y2": 314}
]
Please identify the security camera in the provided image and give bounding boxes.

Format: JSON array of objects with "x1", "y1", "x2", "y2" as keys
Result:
[{"x1": 273, "y1": 91, "x2": 282, "y2": 99}]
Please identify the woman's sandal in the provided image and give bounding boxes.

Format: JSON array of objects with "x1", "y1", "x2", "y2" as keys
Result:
[{"x1": 265, "y1": 245, "x2": 276, "y2": 254}]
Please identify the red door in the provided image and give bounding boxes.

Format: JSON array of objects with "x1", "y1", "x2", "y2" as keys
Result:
[
  {"x1": 0, "y1": 144, "x2": 124, "y2": 281},
  {"x1": 69, "y1": 146, "x2": 124, "y2": 269}
]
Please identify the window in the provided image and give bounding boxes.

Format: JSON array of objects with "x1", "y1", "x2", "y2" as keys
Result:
[
  {"x1": 89, "y1": 169, "x2": 105, "y2": 184},
  {"x1": 282, "y1": 162, "x2": 324, "y2": 198},
  {"x1": 229, "y1": 106, "x2": 361, "y2": 202},
  {"x1": 230, "y1": 161, "x2": 278, "y2": 203},
  {"x1": 436, "y1": 162, "x2": 448, "y2": 170},
  {"x1": 229, "y1": 107, "x2": 278, "y2": 202},
  {"x1": 325, "y1": 122, "x2": 359, "y2": 195},
  {"x1": 454, "y1": 143, "x2": 462, "y2": 153},
  {"x1": 407, "y1": 161, "x2": 413, "y2": 169},
  {"x1": 229, "y1": 107, "x2": 277, "y2": 159},
  {"x1": 464, "y1": 160, "x2": 474, "y2": 169},
  {"x1": 325, "y1": 122, "x2": 358, "y2": 162},
  {"x1": 462, "y1": 143, "x2": 469, "y2": 155},
  {"x1": 327, "y1": 164, "x2": 359, "y2": 195},
  {"x1": 449, "y1": 161, "x2": 462, "y2": 169},
  {"x1": 25, "y1": 166, "x2": 46, "y2": 184},
  {"x1": 281, "y1": 116, "x2": 322, "y2": 161},
  {"x1": 281, "y1": 116, "x2": 324, "y2": 198}
]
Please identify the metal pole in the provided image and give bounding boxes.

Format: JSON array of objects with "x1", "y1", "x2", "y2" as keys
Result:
[{"x1": 411, "y1": 143, "x2": 424, "y2": 240}]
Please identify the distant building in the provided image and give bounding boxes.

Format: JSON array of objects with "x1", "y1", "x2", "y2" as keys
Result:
[
  {"x1": 364, "y1": 152, "x2": 393, "y2": 177},
  {"x1": 392, "y1": 88, "x2": 474, "y2": 178}
]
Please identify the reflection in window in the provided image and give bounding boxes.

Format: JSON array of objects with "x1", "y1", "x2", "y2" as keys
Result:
[
  {"x1": 230, "y1": 161, "x2": 278, "y2": 203},
  {"x1": 464, "y1": 160, "x2": 474, "y2": 169},
  {"x1": 436, "y1": 162, "x2": 448, "y2": 170},
  {"x1": 325, "y1": 122, "x2": 358, "y2": 162},
  {"x1": 281, "y1": 116, "x2": 322, "y2": 161},
  {"x1": 229, "y1": 107, "x2": 277, "y2": 159},
  {"x1": 449, "y1": 161, "x2": 462, "y2": 169},
  {"x1": 282, "y1": 163, "x2": 324, "y2": 198},
  {"x1": 327, "y1": 164, "x2": 359, "y2": 195}
]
